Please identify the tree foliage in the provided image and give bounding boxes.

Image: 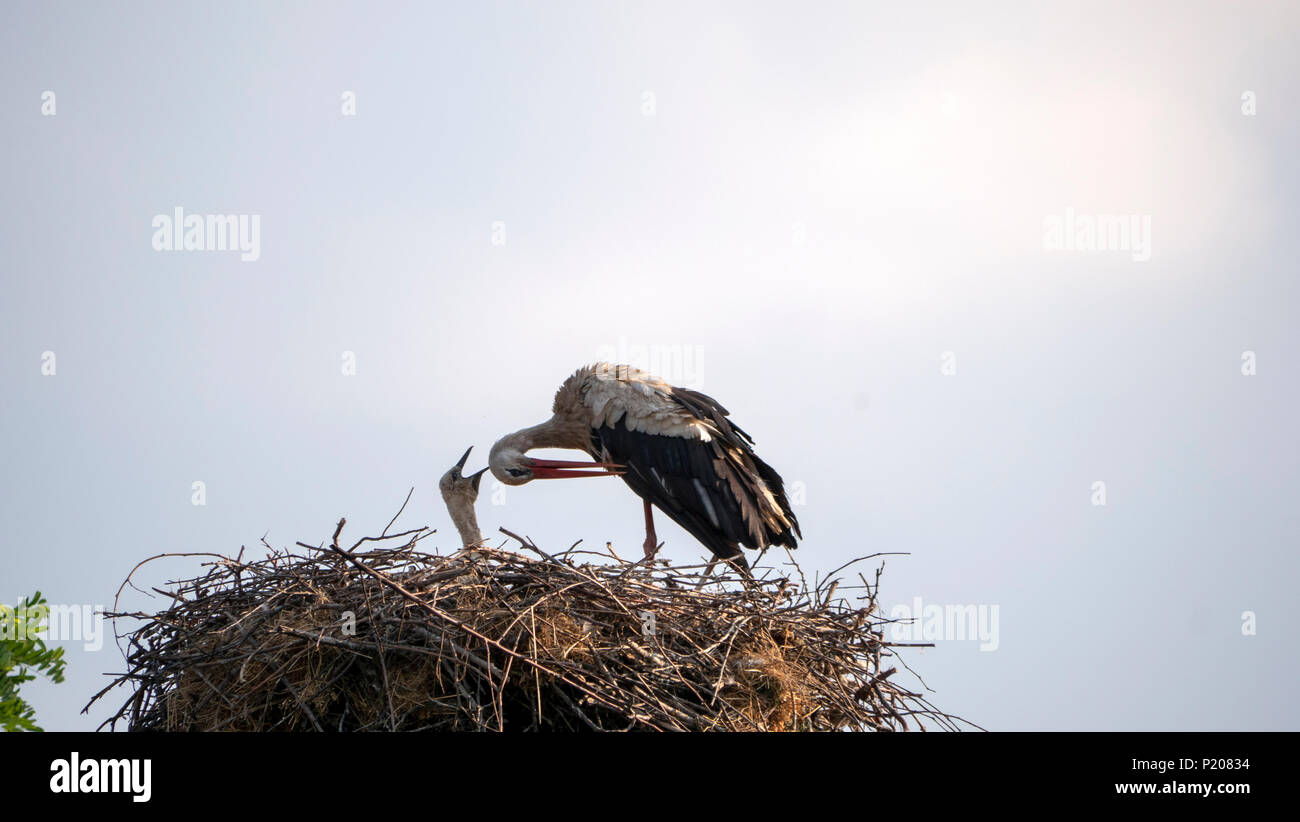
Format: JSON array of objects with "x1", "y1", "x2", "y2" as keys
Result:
[{"x1": 0, "y1": 592, "x2": 67, "y2": 732}]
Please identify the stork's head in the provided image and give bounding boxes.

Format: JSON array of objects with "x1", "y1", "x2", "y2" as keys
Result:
[
  {"x1": 489, "y1": 431, "x2": 625, "y2": 486},
  {"x1": 440, "y1": 446, "x2": 488, "y2": 501},
  {"x1": 488, "y1": 437, "x2": 536, "y2": 486}
]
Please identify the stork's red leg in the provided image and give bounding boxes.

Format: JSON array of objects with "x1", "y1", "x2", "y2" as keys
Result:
[{"x1": 642, "y1": 499, "x2": 658, "y2": 559}]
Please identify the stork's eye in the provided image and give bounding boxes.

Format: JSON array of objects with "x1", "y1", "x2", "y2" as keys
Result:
[{"x1": 506, "y1": 467, "x2": 529, "y2": 478}]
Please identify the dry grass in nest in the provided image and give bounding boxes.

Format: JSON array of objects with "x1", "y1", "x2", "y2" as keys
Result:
[{"x1": 89, "y1": 518, "x2": 975, "y2": 732}]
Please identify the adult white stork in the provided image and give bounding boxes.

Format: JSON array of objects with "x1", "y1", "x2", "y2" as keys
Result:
[{"x1": 488, "y1": 363, "x2": 801, "y2": 575}]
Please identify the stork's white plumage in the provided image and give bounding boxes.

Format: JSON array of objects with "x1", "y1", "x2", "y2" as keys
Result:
[{"x1": 489, "y1": 363, "x2": 801, "y2": 575}]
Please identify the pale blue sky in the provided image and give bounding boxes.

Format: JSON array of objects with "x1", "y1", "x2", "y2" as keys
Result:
[{"x1": 3, "y1": 0, "x2": 1297, "y2": 730}]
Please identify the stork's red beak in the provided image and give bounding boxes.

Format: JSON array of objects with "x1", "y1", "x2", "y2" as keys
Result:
[{"x1": 529, "y1": 458, "x2": 626, "y2": 479}]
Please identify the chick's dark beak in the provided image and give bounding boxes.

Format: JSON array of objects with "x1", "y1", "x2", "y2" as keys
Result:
[
  {"x1": 468, "y1": 467, "x2": 488, "y2": 492},
  {"x1": 452, "y1": 446, "x2": 474, "y2": 476}
]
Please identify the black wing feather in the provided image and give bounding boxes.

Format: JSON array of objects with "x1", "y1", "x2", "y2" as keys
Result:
[
  {"x1": 669, "y1": 386, "x2": 800, "y2": 545},
  {"x1": 587, "y1": 385, "x2": 800, "y2": 566}
]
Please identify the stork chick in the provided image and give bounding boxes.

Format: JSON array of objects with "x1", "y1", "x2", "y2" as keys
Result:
[{"x1": 439, "y1": 446, "x2": 488, "y2": 549}]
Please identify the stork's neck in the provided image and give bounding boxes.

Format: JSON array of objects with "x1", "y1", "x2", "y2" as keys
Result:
[
  {"x1": 499, "y1": 416, "x2": 590, "y2": 453},
  {"x1": 446, "y1": 496, "x2": 483, "y2": 548}
]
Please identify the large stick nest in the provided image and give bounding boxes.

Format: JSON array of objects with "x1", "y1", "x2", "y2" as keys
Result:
[{"x1": 91, "y1": 520, "x2": 972, "y2": 732}]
